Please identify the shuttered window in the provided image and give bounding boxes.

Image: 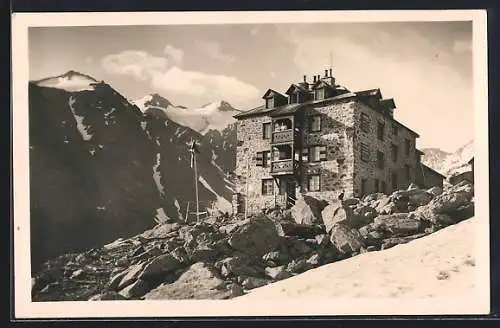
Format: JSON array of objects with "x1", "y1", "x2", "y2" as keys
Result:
[
  {"x1": 309, "y1": 116, "x2": 322, "y2": 132},
  {"x1": 308, "y1": 175, "x2": 321, "y2": 192},
  {"x1": 309, "y1": 145, "x2": 327, "y2": 162},
  {"x1": 405, "y1": 164, "x2": 411, "y2": 183},
  {"x1": 361, "y1": 143, "x2": 370, "y2": 162},
  {"x1": 391, "y1": 172, "x2": 398, "y2": 191},
  {"x1": 360, "y1": 113, "x2": 370, "y2": 132},
  {"x1": 301, "y1": 148, "x2": 309, "y2": 162},
  {"x1": 262, "y1": 151, "x2": 271, "y2": 167},
  {"x1": 405, "y1": 138, "x2": 411, "y2": 156},
  {"x1": 391, "y1": 144, "x2": 398, "y2": 162},
  {"x1": 262, "y1": 179, "x2": 274, "y2": 195},
  {"x1": 381, "y1": 181, "x2": 387, "y2": 194},
  {"x1": 377, "y1": 151, "x2": 385, "y2": 169},
  {"x1": 361, "y1": 178, "x2": 367, "y2": 196},
  {"x1": 265, "y1": 97, "x2": 274, "y2": 109},
  {"x1": 377, "y1": 122, "x2": 385, "y2": 140},
  {"x1": 374, "y1": 179, "x2": 380, "y2": 192}
]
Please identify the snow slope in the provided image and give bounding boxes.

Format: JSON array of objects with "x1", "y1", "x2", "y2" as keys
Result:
[
  {"x1": 134, "y1": 94, "x2": 241, "y2": 135},
  {"x1": 237, "y1": 217, "x2": 478, "y2": 300}
]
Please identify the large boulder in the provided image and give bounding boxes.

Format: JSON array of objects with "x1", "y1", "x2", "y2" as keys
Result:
[
  {"x1": 322, "y1": 201, "x2": 373, "y2": 231},
  {"x1": 118, "y1": 279, "x2": 149, "y2": 299},
  {"x1": 228, "y1": 216, "x2": 282, "y2": 257},
  {"x1": 329, "y1": 223, "x2": 365, "y2": 255},
  {"x1": 117, "y1": 261, "x2": 148, "y2": 290},
  {"x1": 372, "y1": 213, "x2": 422, "y2": 237},
  {"x1": 277, "y1": 221, "x2": 325, "y2": 238},
  {"x1": 138, "y1": 254, "x2": 182, "y2": 280},
  {"x1": 291, "y1": 195, "x2": 328, "y2": 225},
  {"x1": 144, "y1": 262, "x2": 235, "y2": 300},
  {"x1": 219, "y1": 256, "x2": 263, "y2": 278}
]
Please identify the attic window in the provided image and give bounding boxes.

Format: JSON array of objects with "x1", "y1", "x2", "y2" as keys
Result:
[
  {"x1": 266, "y1": 97, "x2": 274, "y2": 109},
  {"x1": 289, "y1": 93, "x2": 298, "y2": 104},
  {"x1": 314, "y1": 88, "x2": 325, "y2": 101}
]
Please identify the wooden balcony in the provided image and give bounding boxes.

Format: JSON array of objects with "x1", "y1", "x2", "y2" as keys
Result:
[
  {"x1": 271, "y1": 129, "x2": 295, "y2": 144},
  {"x1": 271, "y1": 159, "x2": 295, "y2": 175}
]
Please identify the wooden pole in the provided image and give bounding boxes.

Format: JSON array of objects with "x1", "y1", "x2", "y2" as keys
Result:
[
  {"x1": 185, "y1": 201, "x2": 190, "y2": 223},
  {"x1": 194, "y1": 151, "x2": 200, "y2": 223}
]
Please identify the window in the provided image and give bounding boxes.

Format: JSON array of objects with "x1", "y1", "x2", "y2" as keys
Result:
[
  {"x1": 392, "y1": 124, "x2": 399, "y2": 136},
  {"x1": 309, "y1": 145, "x2": 327, "y2": 162},
  {"x1": 262, "y1": 123, "x2": 272, "y2": 139},
  {"x1": 361, "y1": 178, "x2": 367, "y2": 196},
  {"x1": 262, "y1": 179, "x2": 274, "y2": 195},
  {"x1": 360, "y1": 143, "x2": 370, "y2": 162},
  {"x1": 377, "y1": 122, "x2": 385, "y2": 140},
  {"x1": 315, "y1": 88, "x2": 325, "y2": 101},
  {"x1": 374, "y1": 179, "x2": 380, "y2": 192},
  {"x1": 262, "y1": 151, "x2": 271, "y2": 168},
  {"x1": 391, "y1": 172, "x2": 398, "y2": 191},
  {"x1": 404, "y1": 164, "x2": 411, "y2": 183},
  {"x1": 377, "y1": 151, "x2": 385, "y2": 169},
  {"x1": 265, "y1": 97, "x2": 274, "y2": 109},
  {"x1": 405, "y1": 139, "x2": 411, "y2": 156},
  {"x1": 308, "y1": 175, "x2": 321, "y2": 192},
  {"x1": 255, "y1": 152, "x2": 263, "y2": 167},
  {"x1": 391, "y1": 144, "x2": 398, "y2": 162},
  {"x1": 309, "y1": 116, "x2": 322, "y2": 132},
  {"x1": 360, "y1": 113, "x2": 370, "y2": 132},
  {"x1": 381, "y1": 181, "x2": 387, "y2": 194},
  {"x1": 301, "y1": 148, "x2": 309, "y2": 163},
  {"x1": 289, "y1": 93, "x2": 298, "y2": 104}
]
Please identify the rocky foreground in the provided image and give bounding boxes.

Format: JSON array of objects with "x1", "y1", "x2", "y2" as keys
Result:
[{"x1": 31, "y1": 181, "x2": 474, "y2": 302}]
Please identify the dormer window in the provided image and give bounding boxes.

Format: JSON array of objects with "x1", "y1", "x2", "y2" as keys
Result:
[
  {"x1": 265, "y1": 97, "x2": 274, "y2": 109},
  {"x1": 289, "y1": 93, "x2": 298, "y2": 104},
  {"x1": 314, "y1": 88, "x2": 325, "y2": 101}
]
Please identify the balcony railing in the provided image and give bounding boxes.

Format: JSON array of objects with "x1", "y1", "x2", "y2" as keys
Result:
[
  {"x1": 271, "y1": 159, "x2": 295, "y2": 175},
  {"x1": 271, "y1": 129, "x2": 295, "y2": 144}
]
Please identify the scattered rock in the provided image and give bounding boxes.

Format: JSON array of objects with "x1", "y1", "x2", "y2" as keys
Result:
[
  {"x1": 220, "y1": 256, "x2": 263, "y2": 278},
  {"x1": 262, "y1": 249, "x2": 289, "y2": 266},
  {"x1": 291, "y1": 196, "x2": 328, "y2": 225},
  {"x1": 70, "y1": 269, "x2": 84, "y2": 280},
  {"x1": 138, "y1": 254, "x2": 182, "y2": 280},
  {"x1": 373, "y1": 214, "x2": 422, "y2": 236},
  {"x1": 117, "y1": 261, "x2": 148, "y2": 290},
  {"x1": 329, "y1": 223, "x2": 365, "y2": 255},
  {"x1": 118, "y1": 279, "x2": 149, "y2": 299},
  {"x1": 241, "y1": 277, "x2": 271, "y2": 290},
  {"x1": 277, "y1": 221, "x2": 325, "y2": 238},
  {"x1": 89, "y1": 291, "x2": 128, "y2": 301},
  {"x1": 427, "y1": 186, "x2": 443, "y2": 197},
  {"x1": 144, "y1": 262, "x2": 231, "y2": 300},
  {"x1": 228, "y1": 216, "x2": 282, "y2": 257},
  {"x1": 264, "y1": 266, "x2": 293, "y2": 280}
]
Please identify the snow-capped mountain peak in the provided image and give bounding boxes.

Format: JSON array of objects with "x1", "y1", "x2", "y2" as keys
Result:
[
  {"x1": 134, "y1": 94, "x2": 240, "y2": 135},
  {"x1": 421, "y1": 140, "x2": 473, "y2": 177},
  {"x1": 33, "y1": 70, "x2": 99, "y2": 92}
]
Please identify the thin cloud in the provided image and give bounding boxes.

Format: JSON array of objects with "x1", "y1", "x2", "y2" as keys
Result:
[
  {"x1": 151, "y1": 66, "x2": 259, "y2": 105},
  {"x1": 195, "y1": 41, "x2": 236, "y2": 63},
  {"x1": 163, "y1": 44, "x2": 184, "y2": 64},
  {"x1": 101, "y1": 50, "x2": 167, "y2": 80},
  {"x1": 101, "y1": 49, "x2": 258, "y2": 107}
]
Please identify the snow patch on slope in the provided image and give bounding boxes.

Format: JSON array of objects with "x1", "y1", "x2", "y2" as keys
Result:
[
  {"x1": 68, "y1": 96, "x2": 93, "y2": 141},
  {"x1": 152, "y1": 152, "x2": 164, "y2": 196},
  {"x1": 198, "y1": 175, "x2": 232, "y2": 213}
]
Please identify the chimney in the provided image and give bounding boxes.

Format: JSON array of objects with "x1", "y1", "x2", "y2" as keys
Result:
[
  {"x1": 317, "y1": 74, "x2": 321, "y2": 81},
  {"x1": 324, "y1": 69, "x2": 328, "y2": 77},
  {"x1": 303, "y1": 75, "x2": 307, "y2": 83},
  {"x1": 313, "y1": 76, "x2": 317, "y2": 83},
  {"x1": 329, "y1": 68, "x2": 332, "y2": 77}
]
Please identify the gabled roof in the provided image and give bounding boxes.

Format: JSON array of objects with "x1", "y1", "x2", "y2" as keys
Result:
[
  {"x1": 285, "y1": 84, "x2": 310, "y2": 95},
  {"x1": 468, "y1": 157, "x2": 474, "y2": 164},
  {"x1": 310, "y1": 80, "x2": 335, "y2": 90},
  {"x1": 421, "y1": 164, "x2": 446, "y2": 179},
  {"x1": 262, "y1": 89, "x2": 286, "y2": 99}
]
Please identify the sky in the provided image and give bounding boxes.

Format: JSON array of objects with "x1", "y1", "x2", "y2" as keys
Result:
[{"x1": 29, "y1": 21, "x2": 473, "y2": 152}]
